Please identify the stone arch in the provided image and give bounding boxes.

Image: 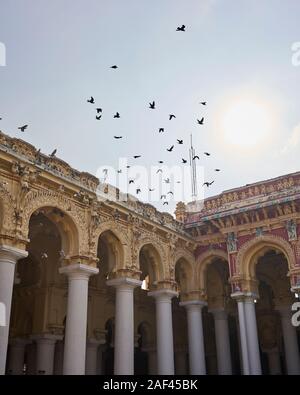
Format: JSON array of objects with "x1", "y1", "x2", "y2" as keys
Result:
[
  {"x1": 195, "y1": 249, "x2": 228, "y2": 292},
  {"x1": 22, "y1": 191, "x2": 80, "y2": 256},
  {"x1": 174, "y1": 249, "x2": 195, "y2": 292},
  {"x1": 137, "y1": 237, "x2": 166, "y2": 283},
  {"x1": 236, "y1": 235, "x2": 296, "y2": 281}
]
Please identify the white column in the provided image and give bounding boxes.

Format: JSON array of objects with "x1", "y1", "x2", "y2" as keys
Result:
[
  {"x1": 277, "y1": 306, "x2": 300, "y2": 375},
  {"x1": 33, "y1": 334, "x2": 61, "y2": 375},
  {"x1": 59, "y1": 264, "x2": 98, "y2": 375},
  {"x1": 175, "y1": 348, "x2": 187, "y2": 375},
  {"x1": 7, "y1": 338, "x2": 28, "y2": 375},
  {"x1": 149, "y1": 289, "x2": 178, "y2": 375},
  {"x1": 265, "y1": 348, "x2": 281, "y2": 375},
  {"x1": 53, "y1": 340, "x2": 64, "y2": 375},
  {"x1": 180, "y1": 300, "x2": 206, "y2": 375},
  {"x1": 85, "y1": 339, "x2": 104, "y2": 375},
  {"x1": 231, "y1": 292, "x2": 250, "y2": 375},
  {"x1": 244, "y1": 295, "x2": 262, "y2": 375},
  {"x1": 210, "y1": 309, "x2": 232, "y2": 375},
  {"x1": 0, "y1": 246, "x2": 28, "y2": 375},
  {"x1": 107, "y1": 277, "x2": 142, "y2": 375}
]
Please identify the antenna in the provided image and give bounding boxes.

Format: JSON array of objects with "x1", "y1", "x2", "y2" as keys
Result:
[{"x1": 189, "y1": 134, "x2": 198, "y2": 201}]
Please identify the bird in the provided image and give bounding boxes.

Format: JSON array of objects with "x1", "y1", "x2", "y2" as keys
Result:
[
  {"x1": 204, "y1": 152, "x2": 211, "y2": 156},
  {"x1": 113, "y1": 112, "x2": 120, "y2": 118},
  {"x1": 117, "y1": 170, "x2": 122, "y2": 174},
  {"x1": 96, "y1": 108, "x2": 102, "y2": 113},
  {"x1": 164, "y1": 178, "x2": 170, "y2": 183},
  {"x1": 0, "y1": 117, "x2": 2, "y2": 120},
  {"x1": 159, "y1": 128, "x2": 164, "y2": 133},
  {"x1": 176, "y1": 181, "x2": 181, "y2": 184},
  {"x1": 103, "y1": 169, "x2": 108, "y2": 175},
  {"x1": 193, "y1": 155, "x2": 200, "y2": 160},
  {"x1": 177, "y1": 139, "x2": 183, "y2": 144},
  {"x1": 200, "y1": 101, "x2": 207, "y2": 105},
  {"x1": 114, "y1": 136, "x2": 123, "y2": 139},
  {"x1": 163, "y1": 201, "x2": 169, "y2": 205},
  {"x1": 111, "y1": 65, "x2": 118, "y2": 69},
  {"x1": 149, "y1": 101, "x2": 155, "y2": 109},
  {"x1": 136, "y1": 188, "x2": 141, "y2": 194},
  {"x1": 133, "y1": 155, "x2": 141, "y2": 159},
  {"x1": 156, "y1": 169, "x2": 162, "y2": 173},
  {"x1": 126, "y1": 165, "x2": 131, "y2": 169},
  {"x1": 167, "y1": 191, "x2": 174, "y2": 195},
  {"x1": 203, "y1": 181, "x2": 215, "y2": 187},
  {"x1": 167, "y1": 145, "x2": 174, "y2": 152},
  {"x1": 197, "y1": 117, "x2": 204, "y2": 125},
  {"x1": 149, "y1": 188, "x2": 155, "y2": 191},
  {"x1": 96, "y1": 115, "x2": 102, "y2": 120},
  {"x1": 50, "y1": 149, "x2": 57, "y2": 157},
  {"x1": 182, "y1": 158, "x2": 187, "y2": 163},
  {"x1": 169, "y1": 114, "x2": 176, "y2": 120},
  {"x1": 87, "y1": 96, "x2": 94, "y2": 104},
  {"x1": 158, "y1": 160, "x2": 164, "y2": 164},
  {"x1": 215, "y1": 169, "x2": 221, "y2": 172},
  {"x1": 176, "y1": 25, "x2": 185, "y2": 32},
  {"x1": 129, "y1": 179, "x2": 135, "y2": 184},
  {"x1": 161, "y1": 195, "x2": 166, "y2": 199},
  {"x1": 18, "y1": 124, "x2": 28, "y2": 132}
]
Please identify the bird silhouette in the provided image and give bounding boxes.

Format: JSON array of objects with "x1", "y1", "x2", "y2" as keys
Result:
[
  {"x1": 111, "y1": 65, "x2": 118, "y2": 69},
  {"x1": 149, "y1": 188, "x2": 155, "y2": 191},
  {"x1": 87, "y1": 96, "x2": 94, "y2": 104},
  {"x1": 161, "y1": 195, "x2": 166, "y2": 199},
  {"x1": 193, "y1": 155, "x2": 200, "y2": 160},
  {"x1": 96, "y1": 108, "x2": 102, "y2": 113},
  {"x1": 164, "y1": 178, "x2": 170, "y2": 183},
  {"x1": 167, "y1": 191, "x2": 174, "y2": 195},
  {"x1": 149, "y1": 101, "x2": 155, "y2": 109},
  {"x1": 158, "y1": 161, "x2": 164, "y2": 164},
  {"x1": 156, "y1": 169, "x2": 162, "y2": 173},
  {"x1": 159, "y1": 128, "x2": 164, "y2": 133},
  {"x1": 163, "y1": 201, "x2": 169, "y2": 205},
  {"x1": 169, "y1": 114, "x2": 176, "y2": 120},
  {"x1": 203, "y1": 181, "x2": 215, "y2": 187},
  {"x1": 136, "y1": 188, "x2": 141, "y2": 194},
  {"x1": 103, "y1": 169, "x2": 108, "y2": 175},
  {"x1": 197, "y1": 118, "x2": 204, "y2": 125},
  {"x1": 215, "y1": 169, "x2": 221, "y2": 172},
  {"x1": 117, "y1": 170, "x2": 122, "y2": 173},
  {"x1": 200, "y1": 102, "x2": 207, "y2": 105},
  {"x1": 182, "y1": 158, "x2": 187, "y2": 163},
  {"x1": 167, "y1": 145, "x2": 174, "y2": 152},
  {"x1": 114, "y1": 136, "x2": 123, "y2": 139},
  {"x1": 129, "y1": 179, "x2": 135, "y2": 184},
  {"x1": 96, "y1": 115, "x2": 102, "y2": 120},
  {"x1": 176, "y1": 25, "x2": 185, "y2": 31},
  {"x1": 50, "y1": 149, "x2": 57, "y2": 157},
  {"x1": 177, "y1": 139, "x2": 183, "y2": 144},
  {"x1": 133, "y1": 155, "x2": 141, "y2": 159},
  {"x1": 18, "y1": 125, "x2": 28, "y2": 132},
  {"x1": 204, "y1": 152, "x2": 211, "y2": 156},
  {"x1": 114, "y1": 112, "x2": 120, "y2": 118}
]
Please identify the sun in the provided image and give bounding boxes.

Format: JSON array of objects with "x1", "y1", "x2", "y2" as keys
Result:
[{"x1": 219, "y1": 99, "x2": 273, "y2": 147}]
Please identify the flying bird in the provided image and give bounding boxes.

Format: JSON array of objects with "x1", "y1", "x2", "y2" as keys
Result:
[
  {"x1": 136, "y1": 188, "x2": 141, "y2": 194},
  {"x1": 96, "y1": 115, "x2": 102, "y2": 120},
  {"x1": 156, "y1": 169, "x2": 162, "y2": 173},
  {"x1": 18, "y1": 124, "x2": 28, "y2": 132},
  {"x1": 177, "y1": 139, "x2": 183, "y2": 144},
  {"x1": 159, "y1": 128, "x2": 164, "y2": 133},
  {"x1": 133, "y1": 155, "x2": 141, "y2": 159},
  {"x1": 193, "y1": 155, "x2": 200, "y2": 160},
  {"x1": 114, "y1": 136, "x2": 123, "y2": 139},
  {"x1": 87, "y1": 96, "x2": 94, "y2": 104},
  {"x1": 169, "y1": 114, "x2": 176, "y2": 120},
  {"x1": 96, "y1": 108, "x2": 102, "y2": 113},
  {"x1": 167, "y1": 191, "x2": 174, "y2": 195},
  {"x1": 167, "y1": 145, "x2": 174, "y2": 152},
  {"x1": 129, "y1": 179, "x2": 135, "y2": 184},
  {"x1": 149, "y1": 188, "x2": 155, "y2": 192},
  {"x1": 158, "y1": 161, "x2": 164, "y2": 164},
  {"x1": 200, "y1": 102, "x2": 207, "y2": 105},
  {"x1": 203, "y1": 181, "x2": 215, "y2": 187},
  {"x1": 182, "y1": 158, "x2": 187, "y2": 163},
  {"x1": 164, "y1": 178, "x2": 170, "y2": 184},
  {"x1": 113, "y1": 112, "x2": 120, "y2": 118},
  {"x1": 50, "y1": 149, "x2": 57, "y2": 157},
  {"x1": 111, "y1": 65, "x2": 118, "y2": 69},
  {"x1": 149, "y1": 101, "x2": 155, "y2": 109},
  {"x1": 197, "y1": 118, "x2": 204, "y2": 125},
  {"x1": 215, "y1": 169, "x2": 221, "y2": 172},
  {"x1": 161, "y1": 195, "x2": 166, "y2": 200},
  {"x1": 176, "y1": 25, "x2": 185, "y2": 31},
  {"x1": 117, "y1": 170, "x2": 122, "y2": 173},
  {"x1": 103, "y1": 169, "x2": 108, "y2": 175},
  {"x1": 163, "y1": 201, "x2": 169, "y2": 205},
  {"x1": 204, "y1": 152, "x2": 211, "y2": 156}
]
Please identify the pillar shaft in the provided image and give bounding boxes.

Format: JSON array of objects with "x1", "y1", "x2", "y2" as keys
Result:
[
  {"x1": 34, "y1": 335, "x2": 59, "y2": 375},
  {"x1": 175, "y1": 350, "x2": 187, "y2": 375},
  {"x1": 149, "y1": 289, "x2": 178, "y2": 375},
  {"x1": 59, "y1": 264, "x2": 98, "y2": 375},
  {"x1": 211, "y1": 309, "x2": 232, "y2": 375},
  {"x1": 244, "y1": 298, "x2": 262, "y2": 375},
  {"x1": 180, "y1": 301, "x2": 206, "y2": 375},
  {"x1": 0, "y1": 246, "x2": 27, "y2": 375},
  {"x1": 7, "y1": 338, "x2": 28, "y2": 375},
  {"x1": 107, "y1": 277, "x2": 142, "y2": 375}
]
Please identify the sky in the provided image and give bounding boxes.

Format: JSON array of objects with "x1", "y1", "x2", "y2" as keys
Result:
[{"x1": 0, "y1": 0, "x2": 300, "y2": 214}]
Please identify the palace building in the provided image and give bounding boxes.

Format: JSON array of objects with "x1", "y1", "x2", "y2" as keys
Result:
[{"x1": 0, "y1": 130, "x2": 299, "y2": 375}]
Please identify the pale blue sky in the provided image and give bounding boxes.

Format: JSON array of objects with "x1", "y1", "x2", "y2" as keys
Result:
[{"x1": 0, "y1": 0, "x2": 299, "y2": 213}]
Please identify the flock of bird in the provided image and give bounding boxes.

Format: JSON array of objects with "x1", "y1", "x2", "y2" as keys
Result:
[{"x1": 1, "y1": 24, "x2": 221, "y2": 208}]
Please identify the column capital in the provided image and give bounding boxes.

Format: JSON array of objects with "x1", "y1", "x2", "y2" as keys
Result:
[
  {"x1": 231, "y1": 291, "x2": 258, "y2": 303},
  {"x1": 148, "y1": 289, "x2": 178, "y2": 300},
  {"x1": 31, "y1": 333, "x2": 63, "y2": 344},
  {"x1": 179, "y1": 300, "x2": 207, "y2": 309},
  {"x1": 59, "y1": 263, "x2": 99, "y2": 279},
  {"x1": 0, "y1": 245, "x2": 28, "y2": 263},
  {"x1": 106, "y1": 277, "x2": 142, "y2": 289}
]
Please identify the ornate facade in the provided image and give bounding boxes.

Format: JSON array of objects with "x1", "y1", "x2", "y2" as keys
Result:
[{"x1": 0, "y1": 130, "x2": 299, "y2": 375}]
